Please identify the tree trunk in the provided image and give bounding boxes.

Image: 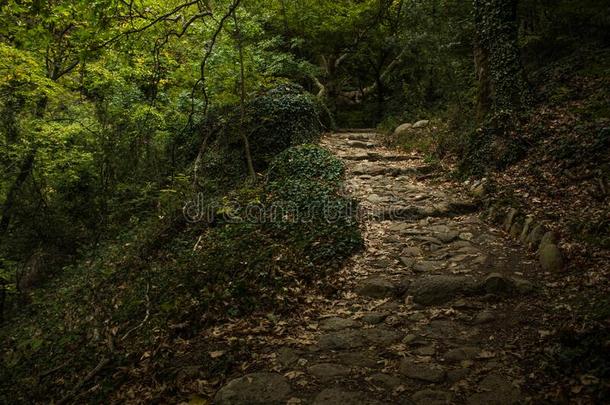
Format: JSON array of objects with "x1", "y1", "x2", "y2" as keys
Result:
[{"x1": 473, "y1": 0, "x2": 530, "y2": 119}]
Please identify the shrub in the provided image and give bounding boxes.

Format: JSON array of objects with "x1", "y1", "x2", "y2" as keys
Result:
[{"x1": 246, "y1": 84, "x2": 323, "y2": 168}]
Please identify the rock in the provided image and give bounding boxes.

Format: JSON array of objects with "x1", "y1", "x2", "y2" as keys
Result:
[
  {"x1": 519, "y1": 216, "x2": 535, "y2": 243},
  {"x1": 313, "y1": 389, "x2": 385, "y2": 405},
  {"x1": 369, "y1": 373, "x2": 403, "y2": 389},
  {"x1": 394, "y1": 123, "x2": 414, "y2": 136},
  {"x1": 472, "y1": 310, "x2": 496, "y2": 325},
  {"x1": 526, "y1": 224, "x2": 546, "y2": 248},
  {"x1": 402, "y1": 246, "x2": 423, "y2": 257},
  {"x1": 361, "y1": 327, "x2": 401, "y2": 345},
  {"x1": 444, "y1": 347, "x2": 481, "y2": 362},
  {"x1": 337, "y1": 352, "x2": 379, "y2": 368},
  {"x1": 318, "y1": 330, "x2": 366, "y2": 350},
  {"x1": 347, "y1": 140, "x2": 375, "y2": 148},
  {"x1": 307, "y1": 363, "x2": 350, "y2": 380},
  {"x1": 276, "y1": 347, "x2": 299, "y2": 368},
  {"x1": 413, "y1": 261, "x2": 445, "y2": 273},
  {"x1": 459, "y1": 232, "x2": 474, "y2": 241},
  {"x1": 412, "y1": 119, "x2": 430, "y2": 128},
  {"x1": 319, "y1": 317, "x2": 359, "y2": 331},
  {"x1": 400, "y1": 360, "x2": 446, "y2": 382},
  {"x1": 503, "y1": 208, "x2": 519, "y2": 231},
  {"x1": 471, "y1": 183, "x2": 487, "y2": 199},
  {"x1": 447, "y1": 368, "x2": 470, "y2": 383},
  {"x1": 482, "y1": 273, "x2": 514, "y2": 295},
  {"x1": 356, "y1": 277, "x2": 396, "y2": 298},
  {"x1": 540, "y1": 231, "x2": 558, "y2": 247},
  {"x1": 412, "y1": 390, "x2": 451, "y2": 405},
  {"x1": 467, "y1": 373, "x2": 521, "y2": 404},
  {"x1": 409, "y1": 275, "x2": 477, "y2": 305},
  {"x1": 512, "y1": 277, "x2": 535, "y2": 294},
  {"x1": 361, "y1": 312, "x2": 388, "y2": 325},
  {"x1": 538, "y1": 243, "x2": 564, "y2": 272},
  {"x1": 399, "y1": 257, "x2": 415, "y2": 268},
  {"x1": 415, "y1": 346, "x2": 436, "y2": 356},
  {"x1": 509, "y1": 221, "x2": 522, "y2": 239},
  {"x1": 436, "y1": 231, "x2": 460, "y2": 243},
  {"x1": 215, "y1": 373, "x2": 291, "y2": 405}
]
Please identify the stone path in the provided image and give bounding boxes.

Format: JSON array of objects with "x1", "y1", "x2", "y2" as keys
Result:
[{"x1": 214, "y1": 131, "x2": 540, "y2": 404}]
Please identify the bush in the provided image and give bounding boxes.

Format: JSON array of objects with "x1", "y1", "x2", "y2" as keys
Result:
[
  {"x1": 267, "y1": 144, "x2": 344, "y2": 183},
  {"x1": 246, "y1": 84, "x2": 323, "y2": 169}
]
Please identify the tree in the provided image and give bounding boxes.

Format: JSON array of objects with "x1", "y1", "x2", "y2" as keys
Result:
[{"x1": 473, "y1": 0, "x2": 531, "y2": 119}]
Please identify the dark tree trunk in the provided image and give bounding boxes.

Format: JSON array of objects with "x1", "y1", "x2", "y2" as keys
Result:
[{"x1": 473, "y1": 0, "x2": 530, "y2": 119}]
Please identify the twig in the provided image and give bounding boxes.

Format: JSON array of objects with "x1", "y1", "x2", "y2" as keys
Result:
[
  {"x1": 57, "y1": 358, "x2": 110, "y2": 405},
  {"x1": 120, "y1": 282, "x2": 151, "y2": 341}
]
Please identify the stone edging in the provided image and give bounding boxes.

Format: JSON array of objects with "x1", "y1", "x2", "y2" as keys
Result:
[{"x1": 467, "y1": 180, "x2": 565, "y2": 272}]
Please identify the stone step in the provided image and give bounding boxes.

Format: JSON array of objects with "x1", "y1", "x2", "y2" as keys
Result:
[
  {"x1": 350, "y1": 164, "x2": 435, "y2": 177},
  {"x1": 340, "y1": 152, "x2": 420, "y2": 162}
]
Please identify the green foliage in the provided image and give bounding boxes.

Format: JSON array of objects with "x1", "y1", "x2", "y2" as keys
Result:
[
  {"x1": 245, "y1": 84, "x2": 322, "y2": 168},
  {"x1": 267, "y1": 144, "x2": 344, "y2": 183}
]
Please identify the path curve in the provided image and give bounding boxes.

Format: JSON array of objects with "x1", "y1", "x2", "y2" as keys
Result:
[{"x1": 214, "y1": 131, "x2": 538, "y2": 404}]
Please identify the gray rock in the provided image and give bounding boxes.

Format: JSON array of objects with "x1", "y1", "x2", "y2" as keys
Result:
[
  {"x1": 347, "y1": 140, "x2": 375, "y2": 148},
  {"x1": 519, "y1": 216, "x2": 535, "y2": 243},
  {"x1": 318, "y1": 330, "x2": 366, "y2": 350},
  {"x1": 436, "y1": 231, "x2": 460, "y2": 243},
  {"x1": 526, "y1": 224, "x2": 546, "y2": 248},
  {"x1": 509, "y1": 221, "x2": 522, "y2": 239},
  {"x1": 413, "y1": 119, "x2": 430, "y2": 128},
  {"x1": 402, "y1": 246, "x2": 424, "y2": 257},
  {"x1": 482, "y1": 273, "x2": 514, "y2": 295},
  {"x1": 444, "y1": 347, "x2": 481, "y2": 362},
  {"x1": 409, "y1": 275, "x2": 477, "y2": 305},
  {"x1": 413, "y1": 261, "x2": 445, "y2": 273},
  {"x1": 215, "y1": 373, "x2": 291, "y2": 405},
  {"x1": 399, "y1": 257, "x2": 415, "y2": 268},
  {"x1": 337, "y1": 352, "x2": 379, "y2": 368},
  {"x1": 472, "y1": 310, "x2": 496, "y2": 325},
  {"x1": 415, "y1": 346, "x2": 436, "y2": 356},
  {"x1": 503, "y1": 208, "x2": 519, "y2": 232},
  {"x1": 540, "y1": 231, "x2": 558, "y2": 247},
  {"x1": 361, "y1": 312, "x2": 388, "y2": 325},
  {"x1": 512, "y1": 278, "x2": 535, "y2": 294},
  {"x1": 361, "y1": 327, "x2": 401, "y2": 345},
  {"x1": 313, "y1": 389, "x2": 385, "y2": 405},
  {"x1": 412, "y1": 390, "x2": 451, "y2": 405},
  {"x1": 276, "y1": 347, "x2": 299, "y2": 368},
  {"x1": 400, "y1": 360, "x2": 446, "y2": 382},
  {"x1": 307, "y1": 363, "x2": 351, "y2": 380},
  {"x1": 370, "y1": 373, "x2": 403, "y2": 389},
  {"x1": 394, "y1": 123, "x2": 414, "y2": 136},
  {"x1": 467, "y1": 373, "x2": 521, "y2": 404},
  {"x1": 539, "y1": 243, "x2": 564, "y2": 272},
  {"x1": 319, "y1": 317, "x2": 359, "y2": 331},
  {"x1": 447, "y1": 368, "x2": 470, "y2": 383},
  {"x1": 356, "y1": 277, "x2": 397, "y2": 298}
]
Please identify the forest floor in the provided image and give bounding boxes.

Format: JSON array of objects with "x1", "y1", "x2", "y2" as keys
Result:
[{"x1": 200, "y1": 131, "x2": 593, "y2": 404}]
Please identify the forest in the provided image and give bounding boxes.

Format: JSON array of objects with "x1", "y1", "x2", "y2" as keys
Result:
[{"x1": 0, "y1": 0, "x2": 609, "y2": 403}]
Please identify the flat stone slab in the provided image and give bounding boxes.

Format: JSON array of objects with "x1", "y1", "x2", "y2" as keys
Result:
[
  {"x1": 356, "y1": 277, "x2": 397, "y2": 298},
  {"x1": 409, "y1": 275, "x2": 478, "y2": 305},
  {"x1": 444, "y1": 347, "x2": 481, "y2": 362},
  {"x1": 319, "y1": 317, "x2": 360, "y2": 331},
  {"x1": 313, "y1": 388, "x2": 386, "y2": 405},
  {"x1": 308, "y1": 363, "x2": 351, "y2": 380},
  {"x1": 467, "y1": 373, "x2": 522, "y2": 404},
  {"x1": 318, "y1": 330, "x2": 366, "y2": 350},
  {"x1": 215, "y1": 373, "x2": 291, "y2": 405},
  {"x1": 412, "y1": 389, "x2": 452, "y2": 405},
  {"x1": 400, "y1": 360, "x2": 446, "y2": 383}
]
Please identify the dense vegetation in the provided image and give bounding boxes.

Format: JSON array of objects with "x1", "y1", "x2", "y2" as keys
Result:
[{"x1": 0, "y1": 0, "x2": 608, "y2": 403}]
